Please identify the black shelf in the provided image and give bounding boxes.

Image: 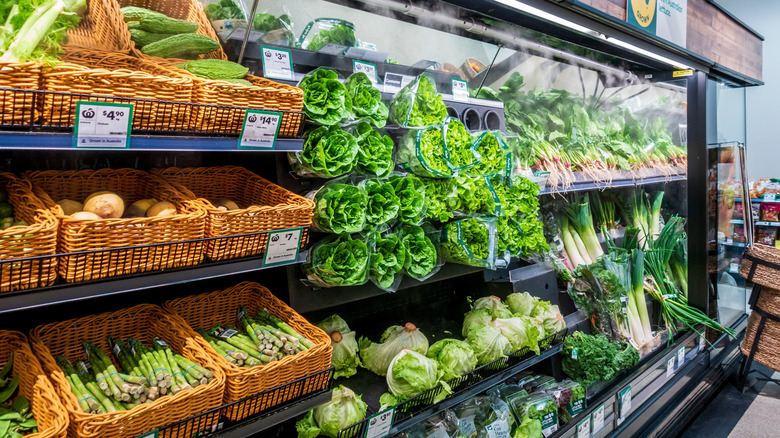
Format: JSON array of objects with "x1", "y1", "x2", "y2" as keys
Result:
[
  {"x1": 541, "y1": 171, "x2": 686, "y2": 195},
  {"x1": 0, "y1": 251, "x2": 306, "y2": 315}
]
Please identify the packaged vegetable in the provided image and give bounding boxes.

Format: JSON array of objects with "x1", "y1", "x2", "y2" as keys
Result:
[
  {"x1": 544, "y1": 380, "x2": 585, "y2": 424},
  {"x1": 440, "y1": 217, "x2": 498, "y2": 269},
  {"x1": 298, "y1": 18, "x2": 357, "y2": 52},
  {"x1": 397, "y1": 126, "x2": 454, "y2": 178},
  {"x1": 317, "y1": 315, "x2": 361, "y2": 379},
  {"x1": 360, "y1": 323, "x2": 429, "y2": 376},
  {"x1": 398, "y1": 223, "x2": 442, "y2": 281},
  {"x1": 295, "y1": 385, "x2": 368, "y2": 438},
  {"x1": 443, "y1": 118, "x2": 479, "y2": 173},
  {"x1": 298, "y1": 68, "x2": 352, "y2": 126},
  {"x1": 345, "y1": 72, "x2": 389, "y2": 128},
  {"x1": 491, "y1": 317, "x2": 542, "y2": 355},
  {"x1": 361, "y1": 179, "x2": 400, "y2": 227},
  {"x1": 422, "y1": 177, "x2": 456, "y2": 222},
  {"x1": 308, "y1": 181, "x2": 367, "y2": 233},
  {"x1": 368, "y1": 229, "x2": 406, "y2": 292},
  {"x1": 351, "y1": 122, "x2": 394, "y2": 178},
  {"x1": 390, "y1": 174, "x2": 427, "y2": 224},
  {"x1": 405, "y1": 410, "x2": 460, "y2": 438},
  {"x1": 390, "y1": 74, "x2": 448, "y2": 128},
  {"x1": 471, "y1": 131, "x2": 511, "y2": 177},
  {"x1": 450, "y1": 176, "x2": 502, "y2": 217},
  {"x1": 507, "y1": 393, "x2": 558, "y2": 437},
  {"x1": 302, "y1": 234, "x2": 370, "y2": 288},
  {"x1": 290, "y1": 125, "x2": 358, "y2": 178}
]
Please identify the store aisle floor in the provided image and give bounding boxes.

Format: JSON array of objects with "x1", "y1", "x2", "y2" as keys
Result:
[{"x1": 682, "y1": 365, "x2": 780, "y2": 438}]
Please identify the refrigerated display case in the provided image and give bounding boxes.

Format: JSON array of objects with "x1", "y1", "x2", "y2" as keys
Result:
[{"x1": 0, "y1": 0, "x2": 761, "y2": 437}]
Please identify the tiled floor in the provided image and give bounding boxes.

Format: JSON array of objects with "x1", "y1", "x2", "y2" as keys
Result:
[{"x1": 682, "y1": 365, "x2": 780, "y2": 438}]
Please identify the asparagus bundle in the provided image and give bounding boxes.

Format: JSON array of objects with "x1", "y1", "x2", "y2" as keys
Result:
[{"x1": 58, "y1": 336, "x2": 214, "y2": 414}]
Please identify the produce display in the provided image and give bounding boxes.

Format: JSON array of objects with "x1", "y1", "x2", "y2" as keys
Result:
[
  {"x1": 58, "y1": 337, "x2": 214, "y2": 413},
  {"x1": 560, "y1": 331, "x2": 639, "y2": 386},
  {"x1": 0, "y1": 354, "x2": 38, "y2": 436}
]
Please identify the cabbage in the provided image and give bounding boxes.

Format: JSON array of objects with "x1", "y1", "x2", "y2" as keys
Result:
[
  {"x1": 522, "y1": 316, "x2": 546, "y2": 343},
  {"x1": 491, "y1": 317, "x2": 542, "y2": 355},
  {"x1": 462, "y1": 308, "x2": 495, "y2": 337},
  {"x1": 317, "y1": 315, "x2": 361, "y2": 379},
  {"x1": 359, "y1": 323, "x2": 429, "y2": 376},
  {"x1": 536, "y1": 304, "x2": 566, "y2": 336},
  {"x1": 472, "y1": 295, "x2": 513, "y2": 319},
  {"x1": 295, "y1": 385, "x2": 367, "y2": 438},
  {"x1": 383, "y1": 349, "x2": 445, "y2": 405},
  {"x1": 467, "y1": 325, "x2": 512, "y2": 365},
  {"x1": 506, "y1": 292, "x2": 535, "y2": 317},
  {"x1": 530, "y1": 299, "x2": 552, "y2": 318},
  {"x1": 427, "y1": 339, "x2": 477, "y2": 380}
]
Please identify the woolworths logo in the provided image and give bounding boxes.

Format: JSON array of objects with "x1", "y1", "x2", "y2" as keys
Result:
[{"x1": 631, "y1": 0, "x2": 656, "y2": 28}]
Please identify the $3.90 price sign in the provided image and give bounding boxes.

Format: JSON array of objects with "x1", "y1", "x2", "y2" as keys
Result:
[
  {"x1": 260, "y1": 45, "x2": 294, "y2": 81},
  {"x1": 74, "y1": 102, "x2": 133, "y2": 148},
  {"x1": 239, "y1": 110, "x2": 282, "y2": 149},
  {"x1": 263, "y1": 227, "x2": 303, "y2": 266}
]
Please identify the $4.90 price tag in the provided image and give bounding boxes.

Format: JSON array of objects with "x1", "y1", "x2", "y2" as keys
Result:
[
  {"x1": 239, "y1": 110, "x2": 282, "y2": 149},
  {"x1": 74, "y1": 102, "x2": 133, "y2": 149},
  {"x1": 451, "y1": 78, "x2": 469, "y2": 102},
  {"x1": 353, "y1": 60, "x2": 378, "y2": 83},
  {"x1": 365, "y1": 408, "x2": 395, "y2": 438},
  {"x1": 576, "y1": 415, "x2": 591, "y2": 438},
  {"x1": 263, "y1": 227, "x2": 303, "y2": 266},
  {"x1": 261, "y1": 46, "x2": 294, "y2": 80}
]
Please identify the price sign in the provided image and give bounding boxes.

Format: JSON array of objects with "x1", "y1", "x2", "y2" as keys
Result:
[
  {"x1": 452, "y1": 78, "x2": 469, "y2": 102},
  {"x1": 666, "y1": 355, "x2": 675, "y2": 378},
  {"x1": 353, "y1": 60, "x2": 378, "y2": 84},
  {"x1": 365, "y1": 408, "x2": 395, "y2": 438},
  {"x1": 591, "y1": 404, "x2": 605, "y2": 433},
  {"x1": 677, "y1": 346, "x2": 686, "y2": 368},
  {"x1": 133, "y1": 430, "x2": 158, "y2": 438},
  {"x1": 485, "y1": 420, "x2": 510, "y2": 438},
  {"x1": 263, "y1": 227, "x2": 303, "y2": 266},
  {"x1": 74, "y1": 102, "x2": 133, "y2": 148},
  {"x1": 260, "y1": 46, "x2": 294, "y2": 80},
  {"x1": 619, "y1": 386, "x2": 632, "y2": 420},
  {"x1": 383, "y1": 72, "x2": 414, "y2": 93},
  {"x1": 765, "y1": 193, "x2": 776, "y2": 202},
  {"x1": 576, "y1": 415, "x2": 591, "y2": 438},
  {"x1": 239, "y1": 110, "x2": 281, "y2": 149}
]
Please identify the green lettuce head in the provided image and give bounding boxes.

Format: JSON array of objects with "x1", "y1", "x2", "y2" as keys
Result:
[
  {"x1": 317, "y1": 315, "x2": 361, "y2": 379},
  {"x1": 390, "y1": 74, "x2": 447, "y2": 127},
  {"x1": 312, "y1": 183, "x2": 367, "y2": 234},
  {"x1": 506, "y1": 292, "x2": 536, "y2": 317},
  {"x1": 426, "y1": 338, "x2": 477, "y2": 380},
  {"x1": 384, "y1": 349, "x2": 443, "y2": 404},
  {"x1": 297, "y1": 126, "x2": 358, "y2": 178},
  {"x1": 467, "y1": 325, "x2": 512, "y2": 365},
  {"x1": 359, "y1": 323, "x2": 429, "y2": 376},
  {"x1": 400, "y1": 224, "x2": 438, "y2": 280},
  {"x1": 363, "y1": 179, "x2": 400, "y2": 226},
  {"x1": 346, "y1": 72, "x2": 389, "y2": 127},
  {"x1": 299, "y1": 68, "x2": 352, "y2": 125},
  {"x1": 370, "y1": 232, "x2": 406, "y2": 290},
  {"x1": 295, "y1": 385, "x2": 367, "y2": 438},
  {"x1": 353, "y1": 122, "x2": 394, "y2": 178},
  {"x1": 304, "y1": 234, "x2": 369, "y2": 287},
  {"x1": 390, "y1": 175, "x2": 426, "y2": 224}
]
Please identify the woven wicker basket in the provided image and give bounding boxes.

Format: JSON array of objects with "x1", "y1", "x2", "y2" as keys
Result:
[
  {"x1": 114, "y1": 0, "x2": 227, "y2": 61},
  {"x1": 163, "y1": 282, "x2": 332, "y2": 421},
  {"x1": 0, "y1": 331, "x2": 69, "y2": 438},
  {"x1": 24, "y1": 168, "x2": 207, "y2": 283},
  {"x1": 154, "y1": 166, "x2": 313, "y2": 261},
  {"x1": 65, "y1": 0, "x2": 132, "y2": 53},
  {"x1": 741, "y1": 287, "x2": 780, "y2": 372},
  {"x1": 0, "y1": 61, "x2": 42, "y2": 126},
  {"x1": 29, "y1": 304, "x2": 226, "y2": 438},
  {"x1": 739, "y1": 243, "x2": 780, "y2": 289},
  {"x1": 0, "y1": 173, "x2": 58, "y2": 293}
]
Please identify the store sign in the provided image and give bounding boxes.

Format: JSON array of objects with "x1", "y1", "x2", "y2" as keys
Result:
[
  {"x1": 365, "y1": 408, "x2": 395, "y2": 438},
  {"x1": 576, "y1": 415, "x2": 591, "y2": 438},
  {"x1": 353, "y1": 60, "x2": 378, "y2": 84},
  {"x1": 263, "y1": 227, "x2": 303, "y2": 266},
  {"x1": 452, "y1": 78, "x2": 469, "y2": 102},
  {"x1": 260, "y1": 46, "x2": 294, "y2": 81},
  {"x1": 74, "y1": 102, "x2": 133, "y2": 149},
  {"x1": 591, "y1": 404, "x2": 605, "y2": 433},
  {"x1": 238, "y1": 110, "x2": 281, "y2": 149},
  {"x1": 627, "y1": 0, "x2": 687, "y2": 48}
]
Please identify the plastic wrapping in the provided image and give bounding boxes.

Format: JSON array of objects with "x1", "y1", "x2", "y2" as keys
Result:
[
  {"x1": 289, "y1": 125, "x2": 358, "y2": 178},
  {"x1": 397, "y1": 126, "x2": 454, "y2": 178},
  {"x1": 543, "y1": 380, "x2": 585, "y2": 424},
  {"x1": 451, "y1": 176, "x2": 501, "y2": 217},
  {"x1": 507, "y1": 393, "x2": 559, "y2": 437},
  {"x1": 361, "y1": 178, "x2": 400, "y2": 227},
  {"x1": 421, "y1": 177, "x2": 456, "y2": 223},
  {"x1": 405, "y1": 410, "x2": 461, "y2": 438},
  {"x1": 307, "y1": 180, "x2": 367, "y2": 234},
  {"x1": 345, "y1": 72, "x2": 389, "y2": 128},
  {"x1": 443, "y1": 118, "x2": 480, "y2": 173},
  {"x1": 350, "y1": 122, "x2": 394, "y2": 178},
  {"x1": 368, "y1": 228, "x2": 406, "y2": 292},
  {"x1": 389, "y1": 74, "x2": 448, "y2": 128},
  {"x1": 298, "y1": 68, "x2": 352, "y2": 126},
  {"x1": 440, "y1": 217, "x2": 498, "y2": 269},
  {"x1": 302, "y1": 233, "x2": 371, "y2": 288},
  {"x1": 496, "y1": 215, "x2": 524, "y2": 260},
  {"x1": 298, "y1": 18, "x2": 357, "y2": 52},
  {"x1": 471, "y1": 131, "x2": 512, "y2": 177},
  {"x1": 390, "y1": 174, "x2": 427, "y2": 225},
  {"x1": 398, "y1": 222, "x2": 442, "y2": 281}
]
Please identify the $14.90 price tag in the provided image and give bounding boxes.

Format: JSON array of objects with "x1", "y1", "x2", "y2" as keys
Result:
[
  {"x1": 365, "y1": 408, "x2": 395, "y2": 438},
  {"x1": 263, "y1": 228, "x2": 302, "y2": 266},
  {"x1": 239, "y1": 110, "x2": 281, "y2": 149},
  {"x1": 261, "y1": 46, "x2": 294, "y2": 81},
  {"x1": 74, "y1": 102, "x2": 133, "y2": 148}
]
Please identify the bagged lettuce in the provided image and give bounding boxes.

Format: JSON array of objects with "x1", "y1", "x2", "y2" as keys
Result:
[
  {"x1": 302, "y1": 234, "x2": 370, "y2": 288},
  {"x1": 443, "y1": 118, "x2": 479, "y2": 172},
  {"x1": 290, "y1": 125, "x2": 358, "y2": 178},
  {"x1": 472, "y1": 131, "x2": 511, "y2": 177},
  {"x1": 397, "y1": 126, "x2": 454, "y2": 178},
  {"x1": 440, "y1": 218, "x2": 497, "y2": 269},
  {"x1": 295, "y1": 385, "x2": 367, "y2": 438},
  {"x1": 390, "y1": 174, "x2": 427, "y2": 224},
  {"x1": 298, "y1": 18, "x2": 357, "y2": 52},
  {"x1": 345, "y1": 72, "x2": 388, "y2": 127},
  {"x1": 369, "y1": 230, "x2": 406, "y2": 292},
  {"x1": 398, "y1": 223, "x2": 441, "y2": 281},
  {"x1": 389, "y1": 74, "x2": 447, "y2": 128},
  {"x1": 536, "y1": 304, "x2": 566, "y2": 336},
  {"x1": 317, "y1": 315, "x2": 361, "y2": 379},
  {"x1": 362, "y1": 179, "x2": 400, "y2": 226},
  {"x1": 427, "y1": 339, "x2": 477, "y2": 380},
  {"x1": 351, "y1": 122, "x2": 394, "y2": 178},
  {"x1": 309, "y1": 182, "x2": 367, "y2": 233},
  {"x1": 359, "y1": 323, "x2": 429, "y2": 376},
  {"x1": 298, "y1": 68, "x2": 352, "y2": 126}
]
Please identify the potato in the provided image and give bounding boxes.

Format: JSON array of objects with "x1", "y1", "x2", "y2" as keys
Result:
[
  {"x1": 213, "y1": 198, "x2": 239, "y2": 211},
  {"x1": 123, "y1": 198, "x2": 158, "y2": 218}
]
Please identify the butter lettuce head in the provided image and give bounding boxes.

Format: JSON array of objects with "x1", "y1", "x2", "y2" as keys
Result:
[
  {"x1": 300, "y1": 68, "x2": 352, "y2": 125},
  {"x1": 305, "y1": 234, "x2": 369, "y2": 287},
  {"x1": 353, "y1": 122, "x2": 394, "y2": 178},
  {"x1": 312, "y1": 183, "x2": 367, "y2": 234},
  {"x1": 346, "y1": 72, "x2": 389, "y2": 127},
  {"x1": 370, "y1": 232, "x2": 406, "y2": 290},
  {"x1": 363, "y1": 179, "x2": 400, "y2": 226},
  {"x1": 298, "y1": 126, "x2": 358, "y2": 178}
]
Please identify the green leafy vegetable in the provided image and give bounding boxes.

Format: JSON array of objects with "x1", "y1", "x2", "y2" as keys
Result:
[
  {"x1": 471, "y1": 131, "x2": 510, "y2": 176},
  {"x1": 462, "y1": 308, "x2": 496, "y2": 337},
  {"x1": 497, "y1": 215, "x2": 524, "y2": 257},
  {"x1": 444, "y1": 119, "x2": 478, "y2": 171},
  {"x1": 363, "y1": 179, "x2": 400, "y2": 226},
  {"x1": 492, "y1": 317, "x2": 542, "y2": 355},
  {"x1": 0, "y1": 0, "x2": 86, "y2": 62},
  {"x1": 295, "y1": 385, "x2": 367, "y2": 438},
  {"x1": 398, "y1": 127, "x2": 453, "y2": 178},
  {"x1": 317, "y1": 315, "x2": 361, "y2": 379},
  {"x1": 426, "y1": 338, "x2": 477, "y2": 380},
  {"x1": 296, "y1": 126, "x2": 358, "y2": 178},
  {"x1": 513, "y1": 416, "x2": 543, "y2": 438},
  {"x1": 421, "y1": 178, "x2": 455, "y2": 222},
  {"x1": 203, "y1": 0, "x2": 245, "y2": 20},
  {"x1": 369, "y1": 232, "x2": 406, "y2": 290},
  {"x1": 561, "y1": 331, "x2": 639, "y2": 386},
  {"x1": 353, "y1": 122, "x2": 394, "y2": 178},
  {"x1": 303, "y1": 234, "x2": 369, "y2": 287},
  {"x1": 390, "y1": 75, "x2": 447, "y2": 127},
  {"x1": 311, "y1": 184, "x2": 367, "y2": 234},
  {"x1": 467, "y1": 325, "x2": 512, "y2": 365},
  {"x1": 383, "y1": 349, "x2": 446, "y2": 405},
  {"x1": 345, "y1": 72, "x2": 388, "y2": 128},
  {"x1": 306, "y1": 23, "x2": 356, "y2": 51},
  {"x1": 390, "y1": 175, "x2": 426, "y2": 224},
  {"x1": 359, "y1": 323, "x2": 428, "y2": 376},
  {"x1": 299, "y1": 68, "x2": 352, "y2": 126},
  {"x1": 506, "y1": 292, "x2": 536, "y2": 317},
  {"x1": 471, "y1": 296, "x2": 513, "y2": 319},
  {"x1": 440, "y1": 218, "x2": 496, "y2": 268},
  {"x1": 399, "y1": 224, "x2": 438, "y2": 280}
]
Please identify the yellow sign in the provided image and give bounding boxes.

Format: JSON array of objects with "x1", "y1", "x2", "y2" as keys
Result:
[
  {"x1": 673, "y1": 69, "x2": 694, "y2": 77},
  {"x1": 631, "y1": 0, "x2": 657, "y2": 28}
]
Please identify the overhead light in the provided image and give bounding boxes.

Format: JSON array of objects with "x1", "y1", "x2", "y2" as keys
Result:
[{"x1": 494, "y1": 0, "x2": 694, "y2": 70}]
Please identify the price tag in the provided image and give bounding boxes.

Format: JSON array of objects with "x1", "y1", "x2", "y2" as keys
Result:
[
  {"x1": 353, "y1": 60, "x2": 378, "y2": 83},
  {"x1": 666, "y1": 355, "x2": 675, "y2": 378},
  {"x1": 239, "y1": 110, "x2": 281, "y2": 149},
  {"x1": 452, "y1": 78, "x2": 469, "y2": 102},
  {"x1": 264, "y1": 227, "x2": 303, "y2": 266},
  {"x1": 365, "y1": 408, "x2": 395, "y2": 438},
  {"x1": 619, "y1": 386, "x2": 632, "y2": 420},
  {"x1": 458, "y1": 416, "x2": 478, "y2": 438},
  {"x1": 576, "y1": 415, "x2": 591, "y2": 438},
  {"x1": 260, "y1": 46, "x2": 294, "y2": 81},
  {"x1": 74, "y1": 102, "x2": 133, "y2": 148},
  {"x1": 591, "y1": 404, "x2": 605, "y2": 433},
  {"x1": 485, "y1": 419, "x2": 510, "y2": 438},
  {"x1": 677, "y1": 346, "x2": 686, "y2": 368},
  {"x1": 765, "y1": 193, "x2": 776, "y2": 202},
  {"x1": 730, "y1": 262, "x2": 740, "y2": 273},
  {"x1": 383, "y1": 72, "x2": 414, "y2": 93},
  {"x1": 133, "y1": 430, "x2": 158, "y2": 438}
]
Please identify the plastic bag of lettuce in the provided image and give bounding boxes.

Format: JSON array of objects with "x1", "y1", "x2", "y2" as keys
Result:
[
  {"x1": 440, "y1": 217, "x2": 498, "y2": 269},
  {"x1": 397, "y1": 125, "x2": 454, "y2": 178},
  {"x1": 302, "y1": 233, "x2": 370, "y2": 288},
  {"x1": 367, "y1": 227, "x2": 406, "y2": 292},
  {"x1": 307, "y1": 179, "x2": 367, "y2": 233},
  {"x1": 389, "y1": 73, "x2": 448, "y2": 128}
]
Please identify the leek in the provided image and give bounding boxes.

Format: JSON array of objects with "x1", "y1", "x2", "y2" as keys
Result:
[
  {"x1": 559, "y1": 215, "x2": 587, "y2": 267},
  {"x1": 649, "y1": 191, "x2": 664, "y2": 239},
  {"x1": 631, "y1": 249, "x2": 652, "y2": 342},
  {"x1": 564, "y1": 195, "x2": 604, "y2": 261}
]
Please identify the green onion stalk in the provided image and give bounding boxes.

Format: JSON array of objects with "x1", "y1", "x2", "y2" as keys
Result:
[{"x1": 591, "y1": 191, "x2": 617, "y2": 240}]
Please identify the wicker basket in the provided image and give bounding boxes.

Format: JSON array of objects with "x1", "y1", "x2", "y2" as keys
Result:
[
  {"x1": 741, "y1": 287, "x2": 780, "y2": 372},
  {"x1": 41, "y1": 50, "x2": 194, "y2": 130},
  {"x1": 459, "y1": 58, "x2": 486, "y2": 81},
  {"x1": 739, "y1": 243, "x2": 780, "y2": 289},
  {"x1": 0, "y1": 173, "x2": 58, "y2": 293},
  {"x1": 114, "y1": 0, "x2": 227, "y2": 61},
  {"x1": 163, "y1": 282, "x2": 332, "y2": 421},
  {"x1": 24, "y1": 168, "x2": 207, "y2": 283},
  {"x1": 154, "y1": 166, "x2": 313, "y2": 261},
  {"x1": 0, "y1": 331, "x2": 69, "y2": 438},
  {"x1": 29, "y1": 304, "x2": 226, "y2": 438},
  {"x1": 0, "y1": 61, "x2": 42, "y2": 126},
  {"x1": 65, "y1": 0, "x2": 132, "y2": 53}
]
